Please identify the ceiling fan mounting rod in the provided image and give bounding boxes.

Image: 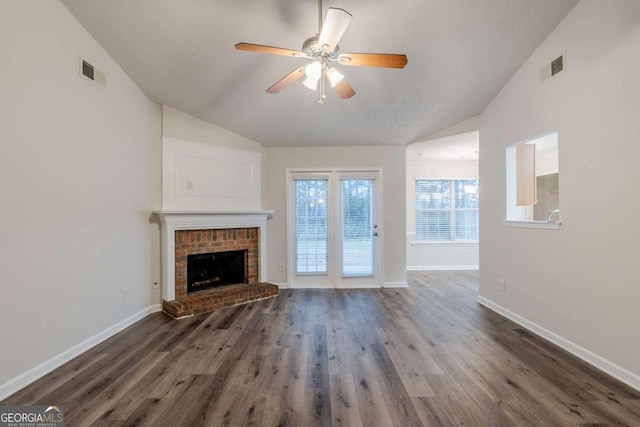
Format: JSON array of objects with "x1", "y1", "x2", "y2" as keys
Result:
[{"x1": 318, "y1": 0, "x2": 323, "y2": 34}]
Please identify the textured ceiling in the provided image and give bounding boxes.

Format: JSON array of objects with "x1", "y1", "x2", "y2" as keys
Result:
[{"x1": 60, "y1": 0, "x2": 579, "y2": 147}]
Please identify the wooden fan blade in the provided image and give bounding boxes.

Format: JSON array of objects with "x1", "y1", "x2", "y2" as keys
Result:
[
  {"x1": 334, "y1": 78, "x2": 355, "y2": 99},
  {"x1": 266, "y1": 66, "x2": 306, "y2": 94},
  {"x1": 235, "y1": 42, "x2": 305, "y2": 58},
  {"x1": 337, "y1": 53, "x2": 408, "y2": 68},
  {"x1": 318, "y1": 8, "x2": 352, "y2": 52}
]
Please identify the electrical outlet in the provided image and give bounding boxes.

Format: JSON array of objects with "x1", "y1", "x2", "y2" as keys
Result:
[
  {"x1": 186, "y1": 180, "x2": 194, "y2": 191},
  {"x1": 122, "y1": 288, "x2": 128, "y2": 301},
  {"x1": 279, "y1": 263, "x2": 285, "y2": 271},
  {"x1": 499, "y1": 279, "x2": 506, "y2": 291}
]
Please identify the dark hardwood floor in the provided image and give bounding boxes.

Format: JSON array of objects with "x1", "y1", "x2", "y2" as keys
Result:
[{"x1": 5, "y1": 271, "x2": 640, "y2": 426}]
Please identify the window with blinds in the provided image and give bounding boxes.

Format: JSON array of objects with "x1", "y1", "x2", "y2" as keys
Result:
[
  {"x1": 415, "y1": 178, "x2": 479, "y2": 242},
  {"x1": 295, "y1": 179, "x2": 328, "y2": 274},
  {"x1": 341, "y1": 179, "x2": 374, "y2": 277}
]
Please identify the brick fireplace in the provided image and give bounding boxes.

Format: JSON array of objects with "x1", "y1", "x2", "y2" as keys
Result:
[
  {"x1": 174, "y1": 228, "x2": 259, "y2": 298},
  {"x1": 155, "y1": 211, "x2": 277, "y2": 318}
]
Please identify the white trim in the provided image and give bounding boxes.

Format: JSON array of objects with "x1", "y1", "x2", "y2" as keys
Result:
[
  {"x1": 286, "y1": 168, "x2": 383, "y2": 289},
  {"x1": 410, "y1": 241, "x2": 479, "y2": 247},
  {"x1": 477, "y1": 296, "x2": 640, "y2": 392},
  {"x1": 336, "y1": 283, "x2": 382, "y2": 289},
  {"x1": 154, "y1": 210, "x2": 273, "y2": 301},
  {"x1": 289, "y1": 282, "x2": 387, "y2": 289},
  {"x1": 273, "y1": 282, "x2": 289, "y2": 289},
  {"x1": 0, "y1": 304, "x2": 162, "y2": 401},
  {"x1": 383, "y1": 281, "x2": 409, "y2": 288},
  {"x1": 156, "y1": 210, "x2": 274, "y2": 216},
  {"x1": 289, "y1": 283, "x2": 330, "y2": 289},
  {"x1": 407, "y1": 231, "x2": 480, "y2": 246},
  {"x1": 504, "y1": 220, "x2": 561, "y2": 230},
  {"x1": 408, "y1": 265, "x2": 479, "y2": 271}
]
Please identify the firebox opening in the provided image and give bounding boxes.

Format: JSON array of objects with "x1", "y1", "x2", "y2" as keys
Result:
[{"x1": 187, "y1": 250, "x2": 247, "y2": 294}]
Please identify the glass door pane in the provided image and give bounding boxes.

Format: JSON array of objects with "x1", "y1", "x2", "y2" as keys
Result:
[
  {"x1": 295, "y1": 179, "x2": 328, "y2": 274},
  {"x1": 341, "y1": 179, "x2": 374, "y2": 277}
]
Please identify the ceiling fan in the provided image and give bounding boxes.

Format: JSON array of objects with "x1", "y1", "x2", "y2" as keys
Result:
[{"x1": 235, "y1": 0, "x2": 408, "y2": 103}]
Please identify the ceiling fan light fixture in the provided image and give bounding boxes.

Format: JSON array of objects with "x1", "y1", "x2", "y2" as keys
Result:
[
  {"x1": 303, "y1": 61, "x2": 322, "y2": 90},
  {"x1": 305, "y1": 61, "x2": 322, "y2": 79},
  {"x1": 326, "y1": 68, "x2": 344, "y2": 87},
  {"x1": 302, "y1": 76, "x2": 319, "y2": 90}
]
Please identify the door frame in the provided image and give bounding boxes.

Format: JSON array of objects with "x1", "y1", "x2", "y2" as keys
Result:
[{"x1": 286, "y1": 167, "x2": 383, "y2": 289}]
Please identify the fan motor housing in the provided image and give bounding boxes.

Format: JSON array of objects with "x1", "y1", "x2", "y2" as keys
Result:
[{"x1": 302, "y1": 35, "x2": 339, "y2": 59}]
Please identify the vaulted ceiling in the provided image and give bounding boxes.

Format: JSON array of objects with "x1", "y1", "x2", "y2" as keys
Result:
[{"x1": 60, "y1": 0, "x2": 579, "y2": 147}]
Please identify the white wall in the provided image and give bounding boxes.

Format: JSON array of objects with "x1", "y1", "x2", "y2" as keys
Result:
[
  {"x1": 162, "y1": 105, "x2": 263, "y2": 153},
  {"x1": 0, "y1": 1, "x2": 161, "y2": 393},
  {"x1": 406, "y1": 159, "x2": 479, "y2": 270},
  {"x1": 160, "y1": 106, "x2": 265, "y2": 211},
  {"x1": 264, "y1": 146, "x2": 406, "y2": 287},
  {"x1": 480, "y1": 0, "x2": 640, "y2": 388}
]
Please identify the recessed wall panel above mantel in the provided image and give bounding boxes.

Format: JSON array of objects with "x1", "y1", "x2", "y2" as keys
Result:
[{"x1": 162, "y1": 137, "x2": 261, "y2": 211}]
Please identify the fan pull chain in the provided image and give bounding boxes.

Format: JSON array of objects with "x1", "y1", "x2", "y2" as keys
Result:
[{"x1": 319, "y1": 73, "x2": 326, "y2": 104}]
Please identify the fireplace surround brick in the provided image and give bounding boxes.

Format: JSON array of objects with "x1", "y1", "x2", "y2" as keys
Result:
[{"x1": 174, "y1": 227, "x2": 259, "y2": 299}]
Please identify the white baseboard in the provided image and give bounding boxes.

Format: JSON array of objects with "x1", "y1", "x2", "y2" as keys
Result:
[
  {"x1": 336, "y1": 284, "x2": 383, "y2": 289},
  {"x1": 0, "y1": 304, "x2": 163, "y2": 401},
  {"x1": 477, "y1": 296, "x2": 640, "y2": 392},
  {"x1": 272, "y1": 282, "x2": 289, "y2": 289},
  {"x1": 286, "y1": 282, "x2": 409, "y2": 289},
  {"x1": 383, "y1": 281, "x2": 409, "y2": 288},
  {"x1": 407, "y1": 265, "x2": 479, "y2": 271}
]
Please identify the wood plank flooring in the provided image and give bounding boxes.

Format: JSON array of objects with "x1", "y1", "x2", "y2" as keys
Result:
[{"x1": 5, "y1": 271, "x2": 640, "y2": 426}]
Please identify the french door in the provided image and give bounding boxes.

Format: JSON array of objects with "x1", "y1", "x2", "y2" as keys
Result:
[{"x1": 288, "y1": 169, "x2": 381, "y2": 288}]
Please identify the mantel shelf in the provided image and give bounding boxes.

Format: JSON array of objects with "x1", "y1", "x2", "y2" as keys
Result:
[{"x1": 153, "y1": 210, "x2": 275, "y2": 216}]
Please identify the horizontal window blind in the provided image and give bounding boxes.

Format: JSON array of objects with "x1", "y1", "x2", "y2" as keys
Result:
[
  {"x1": 295, "y1": 179, "x2": 328, "y2": 274},
  {"x1": 416, "y1": 178, "x2": 478, "y2": 242},
  {"x1": 341, "y1": 179, "x2": 374, "y2": 277}
]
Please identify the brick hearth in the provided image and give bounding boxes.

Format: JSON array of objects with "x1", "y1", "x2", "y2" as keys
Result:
[{"x1": 163, "y1": 282, "x2": 279, "y2": 319}]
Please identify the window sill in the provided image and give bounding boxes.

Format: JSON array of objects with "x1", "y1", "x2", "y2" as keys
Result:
[
  {"x1": 411, "y1": 241, "x2": 479, "y2": 247},
  {"x1": 504, "y1": 220, "x2": 561, "y2": 230}
]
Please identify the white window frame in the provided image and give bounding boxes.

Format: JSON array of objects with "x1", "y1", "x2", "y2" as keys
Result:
[{"x1": 414, "y1": 178, "x2": 479, "y2": 244}]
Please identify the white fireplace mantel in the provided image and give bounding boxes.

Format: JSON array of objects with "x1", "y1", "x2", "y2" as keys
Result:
[{"x1": 154, "y1": 210, "x2": 274, "y2": 301}]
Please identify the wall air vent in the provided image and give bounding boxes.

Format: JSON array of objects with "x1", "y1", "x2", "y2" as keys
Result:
[
  {"x1": 540, "y1": 53, "x2": 565, "y2": 83},
  {"x1": 82, "y1": 60, "x2": 94, "y2": 80},
  {"x1": 79, "y1": 58, "x2": 107, "y2": 87},
  {"x1": 551, "y1": 55, "x2": 564, "y2": 76}
]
